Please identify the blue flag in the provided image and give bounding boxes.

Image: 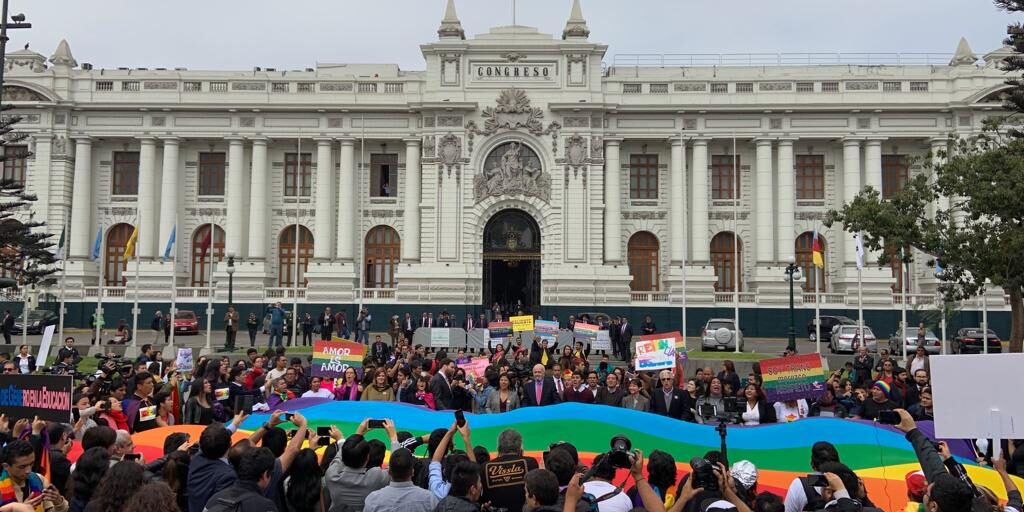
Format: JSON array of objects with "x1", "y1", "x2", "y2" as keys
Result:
[
  {"x1": 163, "y1": 225, "x2": 176, "y2": 262},
  {"x1": 89, "y1": 227, "x2": 102, "y2": 261},
  {"x1": 935, "y1": 258, "x2": 944, "y2": 277}
]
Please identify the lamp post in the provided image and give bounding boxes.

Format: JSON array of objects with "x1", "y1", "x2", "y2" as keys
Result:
[
  {"x1": 226, "y1": 251, "x2": 235, "y2": 307},
  {"x1": 783, "y1": 256, "x2": 803, "y2": 352},
  {"x1": 0, "y1": 6, "x2": 32, "y2": 105}
]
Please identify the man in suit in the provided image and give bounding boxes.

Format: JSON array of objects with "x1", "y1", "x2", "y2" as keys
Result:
[
  {"x1": 438, "y1": 312, "x2": 453, "y2": 328},
  {"x1": 523, "y1": 364, "x2": 560, "y2": 407},
  {"x1": 318, "y1": 307, "x2": 335, "y2": 341},
  {"x1": 651, "y1": 369, "x2": 694, "y2": 422},
  {"x1": 462, "y1": 314, "x2": 477, "y2": 332},
  {"x1": 429, "y1": 358, "x2": 456, "y2": 410},
  {"x1": 403, "y1": 312, "x2": 416, "y2": 343},
  {"x1": 477, "y1": 313, "x2": 489, "y2": 330},
  {"x1": 421, "y1": 312, "x2": 435, "y2": 329},
  {"x1": 618, "y1": 316, "x2": 634, "y2": 362}
]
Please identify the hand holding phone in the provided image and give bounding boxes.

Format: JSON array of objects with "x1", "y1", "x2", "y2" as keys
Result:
[
  {"x1": 806, "y1": 473, "x2": 828, "y2": 488},
  {"x1": 876, "y1": 410, "x2": 900, "y2": 425},
  {"x1": 367, "y1": 419, "x2": 386, "y2": 429},
  {"x1": 316, "y1": 426, "x2": 331, "y2": 437},
  {"x1": 454, "y1": 410, "x2": 466, "y2": 428}
]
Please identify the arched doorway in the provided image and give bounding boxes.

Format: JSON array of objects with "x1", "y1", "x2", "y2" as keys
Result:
[
  {"x1": 365, "y1": 226, "x2": 400, "y2": 288},
  {"x1": 278, "y1": 225, "x2": 314, "y2": 287},
  {"x1": 711, "y1": 232, "x2": 742, "y2": 292},
  {"x1": 106, "y1": 223, "x2": 134, "y2": 286},
  {"x1": 483, "y1": 209, "x2": 541, "y2": 314},
  {"x1": 191, "y1": 224, "x2": 225, "y2": 287},
  {"x1": 627, "y1": 232, "x2": 660, "y2": 291}
]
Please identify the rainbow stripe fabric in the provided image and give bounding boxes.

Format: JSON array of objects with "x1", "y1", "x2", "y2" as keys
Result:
[
  {"x1": 759, "y1": 354, "x2": 827, "y2": 402},
  {"x1": 311, "y1": 340, "x2": 365, "y2": 379},
  {"x1": 103, "y1": 401, "x2": 1023, "y2": 512}
]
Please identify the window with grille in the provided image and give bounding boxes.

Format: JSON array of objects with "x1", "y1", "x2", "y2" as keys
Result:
[
  {"x1": 112, "y1": 151, "x2": 140, "y2": 196},
  {"x1": 649, "y1": 83, "x2": 668, "y2": 94},
  {"x1": 627, "y1": 232, "x2": 660, "y2": 291},
  {"x1": 821, "y1": 81, "x2": 839, "y2": 93},
  {"x1": 883, "y1": 81, "x2": 902, "y2": 92},
  {"x1": 95, "y1": 81, "x2": 114, "y2": 91},
  {"x1": 629, "y1": 154, "x2": 659, "y2": 199},
  {"x1": 735, "y1": 82, "x2": 754, "y2": 93},
  {"x1": 122, "y1": 81, "x2": 140, "y2": 92},
  {"x1": 184, "y1": 82, "x2": 202, "y2": 92},
  {"x1": 795, "y1": 155, "x2": 825, "y2": 200},
  {"x1": 365, "y1": 226, "x2": 401, "y2": 289},
  {"x1": 795, "y1": 232, "x2": 827, "y2": 292},
  {"x1": 796, "y1": 82, "x2": 814, "y2": 93},
  {"x1": 710, "y1": 83, "x2": 728, "y2": 94},
  {"x1": 272, "y1": 82, "x2": 289, "y2": 93},
  {"x1": 358, "y1": 83, "x2": 378, "y2": 93},
  {"x1": 881, "y1": 155, "x2": 909, "y2": 198},
  {"x1": 2, "y1": 145, "x2": 28, "y2": 185},
  {"x1": 284, "y1": 153, "x2": 312, "y2": 197},
  {"x1": 711, "y1": 232, "x2": 742, "y2": 292},
  {"x1": 279, "y1": 225, "x2": 314, "y2": 287},
  {"x1": 210, "y1": 82, "x2": 228, "y2": 92},
  {"x1": 197, "y1": 152, "x2": 226, "y2": 196},
  {"x1": 623, "y1": 83, "x2": 642, "y2": 94},
  {"x1": 370, "y1": 154, "x2": 399, "y2": 197},
  {"x1": 191, "y1": 224, "x2": 225, "y2": 287},
  {"x1": 383, "y1": 83, "x2": 404, "y2": 94},
  {"x1": 910, "y1": 82, "x2": 929, "y2": 92},
  {"x1": 297, "y1": 83, "x2": 315, "y2": 93},
  {"x1": 711, "y1": 155, "x2": 740, "y2": 200}
]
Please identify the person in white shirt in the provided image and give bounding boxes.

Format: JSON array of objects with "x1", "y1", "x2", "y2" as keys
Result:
[
  {"x1": 774, "y1": 398, "x2": 809, "y2": 423},
  {"x1": 581, "y1": 453, "x2": 633, "y2": 512},
  {"x1": 266, "y1": 355, "x2": 288, "y2": 382},
  {"x1": 301, "y1": 376, "x2": 334, "y2": 399}
]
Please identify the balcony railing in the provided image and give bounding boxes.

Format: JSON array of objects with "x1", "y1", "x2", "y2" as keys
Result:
[
  {"x1": 176, "y1": 287, "x2": 213, "y2": 299},
  {"x1": 802, "y1": 293, "x2": 847, "y2": 305},
  {"x1": 714, "y1": 292, "x2": 757, "y2": 304},
  {"x1": 611, "y1": 52, "x2": 953, "y2": 68},
  {"x1": 83, "y1": 287, "x2": 128, "y2": 299},
  {"x1": 891, "y1": 293, "x2": 938, "y2": 306},
  {"x1": 265, "y1": 288, "x2": 306, "y2": 300},
  {"x1": 356, "y1": 288, "x2": 396, "y2": 300},
  {"x1": 630, "y1": 291, "x2": 669, "y2": 303}
]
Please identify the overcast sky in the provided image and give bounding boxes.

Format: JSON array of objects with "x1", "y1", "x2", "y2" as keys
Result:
[{"x1": 13, "y1": 0, "x2": 1016, "y2": 70}]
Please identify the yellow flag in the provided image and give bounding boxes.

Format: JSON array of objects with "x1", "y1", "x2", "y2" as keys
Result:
[{"x1": 123, "y1": 226, "x2": 139, "y2": 259}]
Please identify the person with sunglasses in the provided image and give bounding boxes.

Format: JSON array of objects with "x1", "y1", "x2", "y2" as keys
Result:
[
  {"x1": 650, "y1": 369, "x2": 694, "y2": 422},
  {"x1": 2, "y1": 361, "x2": 17, "y2": 374}
]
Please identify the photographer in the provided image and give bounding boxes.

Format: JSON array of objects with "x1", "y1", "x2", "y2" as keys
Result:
[
  {"x1": 890, "y1": 409, "x2": 975, "y2": 512},
  {"x1": 579, "y1": 453, "x2": 633, "y2": 511},
  {"x1": 813, "y1": 462, "x2": 882, "y2": 511}
]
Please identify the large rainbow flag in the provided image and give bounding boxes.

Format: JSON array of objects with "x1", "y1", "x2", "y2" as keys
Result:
[
  {"x1": 97, "y1": 402, "x2": 1022, "y2": 512},
  {"x1": 311, "y1": 339, "x2": 365, "y2": 379}
]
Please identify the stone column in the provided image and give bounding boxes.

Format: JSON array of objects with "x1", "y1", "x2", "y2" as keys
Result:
[
  {"x1": 691, "y1": 138, "x2": 710, "y2": 262},
  {"x1": 755, "y1": 138, "x2": 774, "y2": 263},
  {"x1": 842, "y1": 138, "x2": 863, "y2": 266},
  {"x1": 669, "y1": 138, "x2": 686, "y2": 264},
  {"x1": 314, "y1": 138, "x2": 335, "y2": 259},
  {"x1": 402, "y1": 138, "x2": 422, "y2": 262},
  {"x1": 225, "y1": 137, "x2": 246, "y2": 258},
  {"x1": 776, "y1": 138, "x2": 795, "y2": 262},
  {"x1": 247, "y1": 139, "x2": 269, "y2": 259},
  {"x1": 69, "y1": 137, "x2": 93, "y2": 259},
  {"x1": 930, "y1": 138, "x2": 949, "y2": 213},
  {"x1": 603, "y1": 139, "x2": 622, "y2": 264},
  {"x1": 864, "y1": 138, "x2": 884, "y2": 193},
  {"x1": 137, "y1": 137, "x2": 158, "y2": 258},
  {"x1": 157, "y1": 138, "x2": 179, "y2": 260},
  {"x1": 337, "y1": 139, "x2": 356, "y2": 261}
]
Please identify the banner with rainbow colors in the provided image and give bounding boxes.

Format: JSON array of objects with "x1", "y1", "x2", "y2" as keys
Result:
[
  {"x1": 573, "y1": 322, "x2": 598, "y2": 342},
  {"x1": 488, "y1": 322, "x2": 512, "y2": 340},
  {"x1": 311, "y1": 339, "x2": 365, "y2": 379},
  {"x1": 759, "y1": 353, "x2": 827, "y2": 402}
]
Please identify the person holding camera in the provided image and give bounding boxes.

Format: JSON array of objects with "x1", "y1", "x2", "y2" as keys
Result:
[{"x1": 579, "y1": 451, "x2": 635, "y2": 512}]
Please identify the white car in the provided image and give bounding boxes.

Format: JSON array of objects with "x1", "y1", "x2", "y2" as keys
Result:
[
  {"x1": 829, "y1": 325, "x2": 877, "y2": 354},
  {"x1": 701, "y1": 318, "x2": 744, "y2": 351}
]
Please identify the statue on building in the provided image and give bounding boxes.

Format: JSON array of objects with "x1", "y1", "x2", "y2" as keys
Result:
[{"x1": 475, "y1": 141, "x2": 550, "y2": 203}]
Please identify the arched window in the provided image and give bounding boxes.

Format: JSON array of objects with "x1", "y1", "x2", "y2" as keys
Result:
[
  {"x1": 279, "y1": 225, "x2": 314, "y2": 287},
  {"x1": 711, "y1": 232, "x2": 742, "y2": 292},
  {"x1": 0, "y1": 220, "x2": 22, "y2": 281},
  {"x1": 365, "y1": 226, "x2": 400, "y2": 289},
  {"x1": 795, "y1": 232, "x2": 827, "y2": 292},
  {"x1": 105, "y1": 223, "x2": 134, "y2": 286},
  {"x1": 627, "y1": 232, "x2": 660, "y2": 291},
  {"x1": 190, "y1": 224, "x2": 225, "y2": 287}
]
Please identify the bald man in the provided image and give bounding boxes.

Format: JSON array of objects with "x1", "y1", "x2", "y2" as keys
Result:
[{"x1": 523, "y1": 364, "x2": 560, "y2": 407}]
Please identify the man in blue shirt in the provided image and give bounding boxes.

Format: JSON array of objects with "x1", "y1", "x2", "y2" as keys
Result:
[{"x1": 266, "y1": 302, "x2": 286, "y2": 348}]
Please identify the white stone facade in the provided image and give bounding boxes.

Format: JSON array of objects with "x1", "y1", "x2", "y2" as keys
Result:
[{"x1": 0, "y1": 1, "x2": 1014, "y2": 312}]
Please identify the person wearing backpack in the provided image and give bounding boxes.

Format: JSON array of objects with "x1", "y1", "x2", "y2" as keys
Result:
[
  {"x1": 580, "y1": 453, "x2": 633, "y2": 512},
  {"x1": 203, "y1": 447, "x2": 278, "y2": 512},
  {"x1": 782, "y1": 442, "x2": 842, "y2": 512}
]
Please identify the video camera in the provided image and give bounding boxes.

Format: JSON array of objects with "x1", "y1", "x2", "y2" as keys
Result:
[
  {"x1": 94, "y1": 353, "x2": 134, "y2": 378},
  {"x1": 42, "y1": 362, "x2": 84, "y2": 380},
  {"x1": 689, "y1": 456, "x2": 720, "y2": 493}
]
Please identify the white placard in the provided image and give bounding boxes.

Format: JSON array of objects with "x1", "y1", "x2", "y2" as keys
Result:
[
  {"x1": 592, "y1": 330, "x2": 611, "y2": 351},
  {"x1": 931, "y1": 354, "x2": 1024, "y2": 451},
  {"x1": 36, "y1": 324, "x2": 56, "y2": 365},
  {"x1": 430, "y1": 328, "x2": 450, "y2": 348},
  {"x1": 175, "y1": 347, "x2": 194, "y2": 372}
]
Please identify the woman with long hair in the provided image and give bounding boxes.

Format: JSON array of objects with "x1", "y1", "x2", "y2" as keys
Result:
[
  {"x1": 183, "y1": 379, "x2": 214, "y2": 425},
  {"x1": 278, "y1": 449, "x2": 325, "y2": 512},
  {"x1": 124, "y1": 482, "x2": 180, "y2": 512},
  {"x1": 485, "y1": 373, "x2": 520, "y2": 413},
  {"x1": 332, "y1": 367, "x2": 362, "y2": 401},
  {"x1": 413, "y1": 375, "x2": 436, "y2": 409},
  {"x1": 160, "y1": 451, "x2": 190, "y2": 512},
  {"x1": 717, "y1": 360, "x2": 741, "y2": 396},
  {"x1": 68, "y1": 447, "x2": 109, "y2": 512},
  {"x1": 361, "y1": 368, "x2": 395, "y2": 401},
  {"x1": 740, "y1": 383, "x2": 777, "y2": 425},
  {"x1": 85, "y1": 461, "x2": 146, "y2": 512}
]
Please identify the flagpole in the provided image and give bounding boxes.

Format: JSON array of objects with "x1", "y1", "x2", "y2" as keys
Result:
[
  {"x1": 57, "y1": 210, "x2": 68, "y2": 345},
  {"x1": 358, "y1": 116, "x2": 366, "y2": 314},
  {"x1": 681, "y1": 131, "x2": 688, "y2": 351},
  {"x1": 292, "y1": 134, "x2": 301, "y2": 347},
  {"x1": 203, "y1": 223, "x2": 213, "y2": 354},
  {"x1": 168, "y1": 220, "x2": 177, "y2": 354},
  {"x1": 815, "y1": 264, "x2": 821, "y2": 354},
  {"x1": 901, "y1": 256, "x2": 908, "y2": 360},
  {"x1": 982, "y1": 281, "x2": 989, "y2": 353},
  {"x1": 95, "y1": 229, "x2": 104, "y2": 347},
  {"x1": 130, "y1": 220, "x2": 140, "y2": 355},
  {"x1": 732, "y1": 133, "x2": 739, "y2": 353}
]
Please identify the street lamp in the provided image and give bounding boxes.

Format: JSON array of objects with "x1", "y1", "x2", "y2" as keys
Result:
[
  {"x1": 226, "y1": 251, "x2": 236, "y2": 307},
  {"x1": 783, "y1": 256, "x2": 803, "y2": 352},
  {"x1": 0, "y1": 7, "x2": 32, "y2": 105}
]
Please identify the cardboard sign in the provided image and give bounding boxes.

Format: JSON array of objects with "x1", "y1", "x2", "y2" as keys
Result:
[
  {"x1": 430, "y1": 328, "x2": 451, "y2": 348},
  {"x1": 635, "y1": 334, "x2": 678, "y2": 371},
  {"x1": 37, "y1": 325, "x2": 56, "y2": 365},
  {"x1": 489, "y1": 322, "x2": 513, "y2": 340},
  {"x1": 312, "y1": 339, "x2": 365, "y2": 379},
  {"x1": 511, "y1": 315, "x2": 534, "y2": 333},
  {"x1": 175, "y1": 348, "x2": 194, "y2": 372},
  {"x1": 533, "y1": 320, "x2": 558, "y2": 341},
  {"x1": 759, "y1": 354, "x2": 827, "y2": 402},
  {"x1": 592, "y1": 330, "x2": 611, "y2": 351},
  {"x1": 460, "y1": 357, "x2": 491, "y2": 379},
  {"x1": 0, "y1": 375, "x2": 73, "y2": 422},
  {"x1": 573, "y1": 322, "x2": 598, "y2": 342}
]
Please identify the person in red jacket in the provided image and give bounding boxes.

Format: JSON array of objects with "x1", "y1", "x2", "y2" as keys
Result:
[{"x1": 562, "y1": 372, "x2": 593, "y2": 403}]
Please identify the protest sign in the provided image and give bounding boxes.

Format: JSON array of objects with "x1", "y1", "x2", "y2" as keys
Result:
[
  {"x1": 430, "y1": 328, "x2": 451, "y2": 348},
  {"x1": 511, "y1": 315, "x2": 534, "y2": 333},
  {"x1": 460, "y1": 357, "x2": 491, "y2": 379},
  {"x1": 534, "y1": 320, "x2": 558, "y2": 342},
  {"x1": 573, "y1": 322, "x2": 598, "y2": 342},
  {"x1": 175, "y1": 348, "x2": 194, "y2": 372},
  {"x1": 759, "y1": 354, "x2": 827, "y2": 402},
  {"x1": 0, "y1": 375, "x2": 73, "y2": 422},
  {"x1": 489, "y1": 322, "x2": 512, "y2": 340},
  {"x1": 592, "y1": 330, "x2": 611, "y2": 351},
  {"x1": 634, "y1": 333, "x2": 678, "y2": 371},
  {"x1": 37, "y1": 325, "x2": 56, "y2": 365},
  {"x1": 313, "y1": 339, "x2": 365, "y2": 379}
]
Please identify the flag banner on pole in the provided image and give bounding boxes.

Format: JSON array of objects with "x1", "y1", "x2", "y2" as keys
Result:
[
  {"x1": 123, "y1": 226, "x2": 139, "y2": 259},
  {"x1": 934, "y1": 258, "x2": 944, "y2": 277},
  {"x1": 812, "y1": 228, "x2": 824, "y2": 268},
  {"x1": 55, "y1": 227, "x2": 66, "y2": 261},
  {"x1": 199, "y1": 227, "x2": 212, "y2": 259},
  {"x1": 163, "y1": 224, "x2": 176, "y2": 262},
  {"x1": 854, "y1": 233, "x2": 865, "y2": 270},
  {"x1": 89, "y1": 227, "x2": 103, "y2": 261}
]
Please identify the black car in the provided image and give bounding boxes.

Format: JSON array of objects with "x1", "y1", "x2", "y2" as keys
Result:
[
  {"x1": 13, "y1": 310, "x2": 59, "y2": 334},
  {"x1": 952, "y1": 327, "x2": 1003, "y2": 354},
  {"x1": 807, "y1": 315, "x2": 856, "y2": 343}
]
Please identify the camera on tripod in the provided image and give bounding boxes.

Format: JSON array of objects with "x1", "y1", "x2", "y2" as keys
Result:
[
  {"x1": 689, "y1": 456, "x2": 721, "y2": 493},
  {"x1": 42, "y1": 362, "x2": 83, "y2": 380}
]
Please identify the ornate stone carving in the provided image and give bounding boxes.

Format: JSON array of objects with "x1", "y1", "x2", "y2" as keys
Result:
[
  {"x1": 423, "y1": 116, "x2": 435, "y2": 128},
  {"x1": 590, "y1": 136, "x2": 604, "y2": 159},
  {"x1": 423, "y1": 135, "x2": 436, "y2": 158},
  {"x1": 152, "y1": 116, "x2": 166, "y2": 127},
  {"x1": 2, "y1": 86, "x2": 46, "y2": 102},
  {"x1": 240, "y1": 117, "x2": 256, "y2": 128},
  {"x1": 684, "y1": 119, "x2": 698, "y2": 130},
  {"x1": 144, "y1": 81, "x2": 178, "y2": 90},
  {"x1": 55, "y1": 113, "x2": 66, "y2": 125},
  {"x1": 564, "y1": 117, "x2": 589, "y2": 128},
  {"x1": 6, "y1": 49, "x2": 46, "y2": 72},
  {"x1": 502, "y1": 53, "x2": 526, "y2": 62},
  {"x1": 232, "y1": 82, "x2": 267, "y2": 91},
  {"x1": 320, "y1": 82, "x2": 353, "y2": 92},
  {"x1": 622, "y1": 211, "x2": 667, "y2": 220},
  {"x1": 675, "y1": 83, "x2": 707, "y2": 92},
  {"x1": 438, "y1": 115, "x2": 462, "y2": 127},
  {"x1": 796, "y1": 211, "x2": 827, "y2": 221},
  {"x1": 438, "y1": 135, "x2": 461, "y2": 167},
  {"x1": 759, "y1": 81, "x2": 794, "y2": 92},
  {"x1": 564, "y1": 135, "x2": 589, "y2": 170},
  {"x1": 845, "y1": 81, "x2": 879, "y2": 91},
  {"x1": 52, "y1": 136, "x2": 68, "y2": 156},
  {"x1": 474, "y1": 141, "x2": 551, "y2": 203},
  {"x1": 482, "y1": 89, "x2": 544, "y2": 134}
]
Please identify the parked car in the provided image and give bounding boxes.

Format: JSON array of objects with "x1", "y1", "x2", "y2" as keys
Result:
[
  {"x1": 889, "y1": 327, "x2": 942, "y2": 355},
  {"x1": 829, "y1": 325, "x2": 878, "y2": 354},
  {"x1": 807, "y1": 315, "x2": 856, "y2": 343},
  {"x1": 701, "y1": 318, "x2": 744, "y2": 352},
  {"x1": 174, "y1": 310, "x2": 199, "y2": 335},
  {"x1": 952, "y1": 327, "x2": 1002, "y2": 354},
  {"x1": 13, "y1": 310, "x2": 58, "y2": 334}
]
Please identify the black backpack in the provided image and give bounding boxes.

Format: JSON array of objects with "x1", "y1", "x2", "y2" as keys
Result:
[{"x1": 800, "y1": 477, "x2": 828, "y2": 511}]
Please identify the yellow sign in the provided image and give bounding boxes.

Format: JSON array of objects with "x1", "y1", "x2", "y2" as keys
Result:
[{"x1": 511, "y1": 315, "x2": 535, "y2": 332}]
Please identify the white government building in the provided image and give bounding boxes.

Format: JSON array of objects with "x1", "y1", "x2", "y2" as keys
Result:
[{"x1": 0, "y1": 0, "x2": 1014, "y2": 335}]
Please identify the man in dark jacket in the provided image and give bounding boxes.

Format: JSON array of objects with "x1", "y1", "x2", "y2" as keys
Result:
[
  {"x1": 204, "y1": 447, "x2": 278, "y2": 512},
  {"x1": 893, "y1": 409, "x2": 976, "y2": 512},
  {"x1": 859, "y1": 381, "x2": 898, "y2": 421},
  {"x1": 435, "y1": 460, "x2": 483, "y2": 512},
  {"x1": 522, "y1": 364, "x2": 560, "y2": 407},
  {"x1": 852, "y1": 346, "x2": 874, "y2": 389},
  {"x1": 317, "y1": 307, "x2": 335, "y2": 341},
  {"x1": 650, "y1": 370, "x2": 694, "y2": 422},
  {"x1": 187, "y1": 423, "x2": 237, "y2": 512},
  {"x1": 46, "y1": 423, "x2": 73, "y2": 498},
  {"x1": 430, "y1": 359, "x2": 456, "y2": 410},
  {"x1": 617, "y1": 317, "x2": 633, "y2": 362}
]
